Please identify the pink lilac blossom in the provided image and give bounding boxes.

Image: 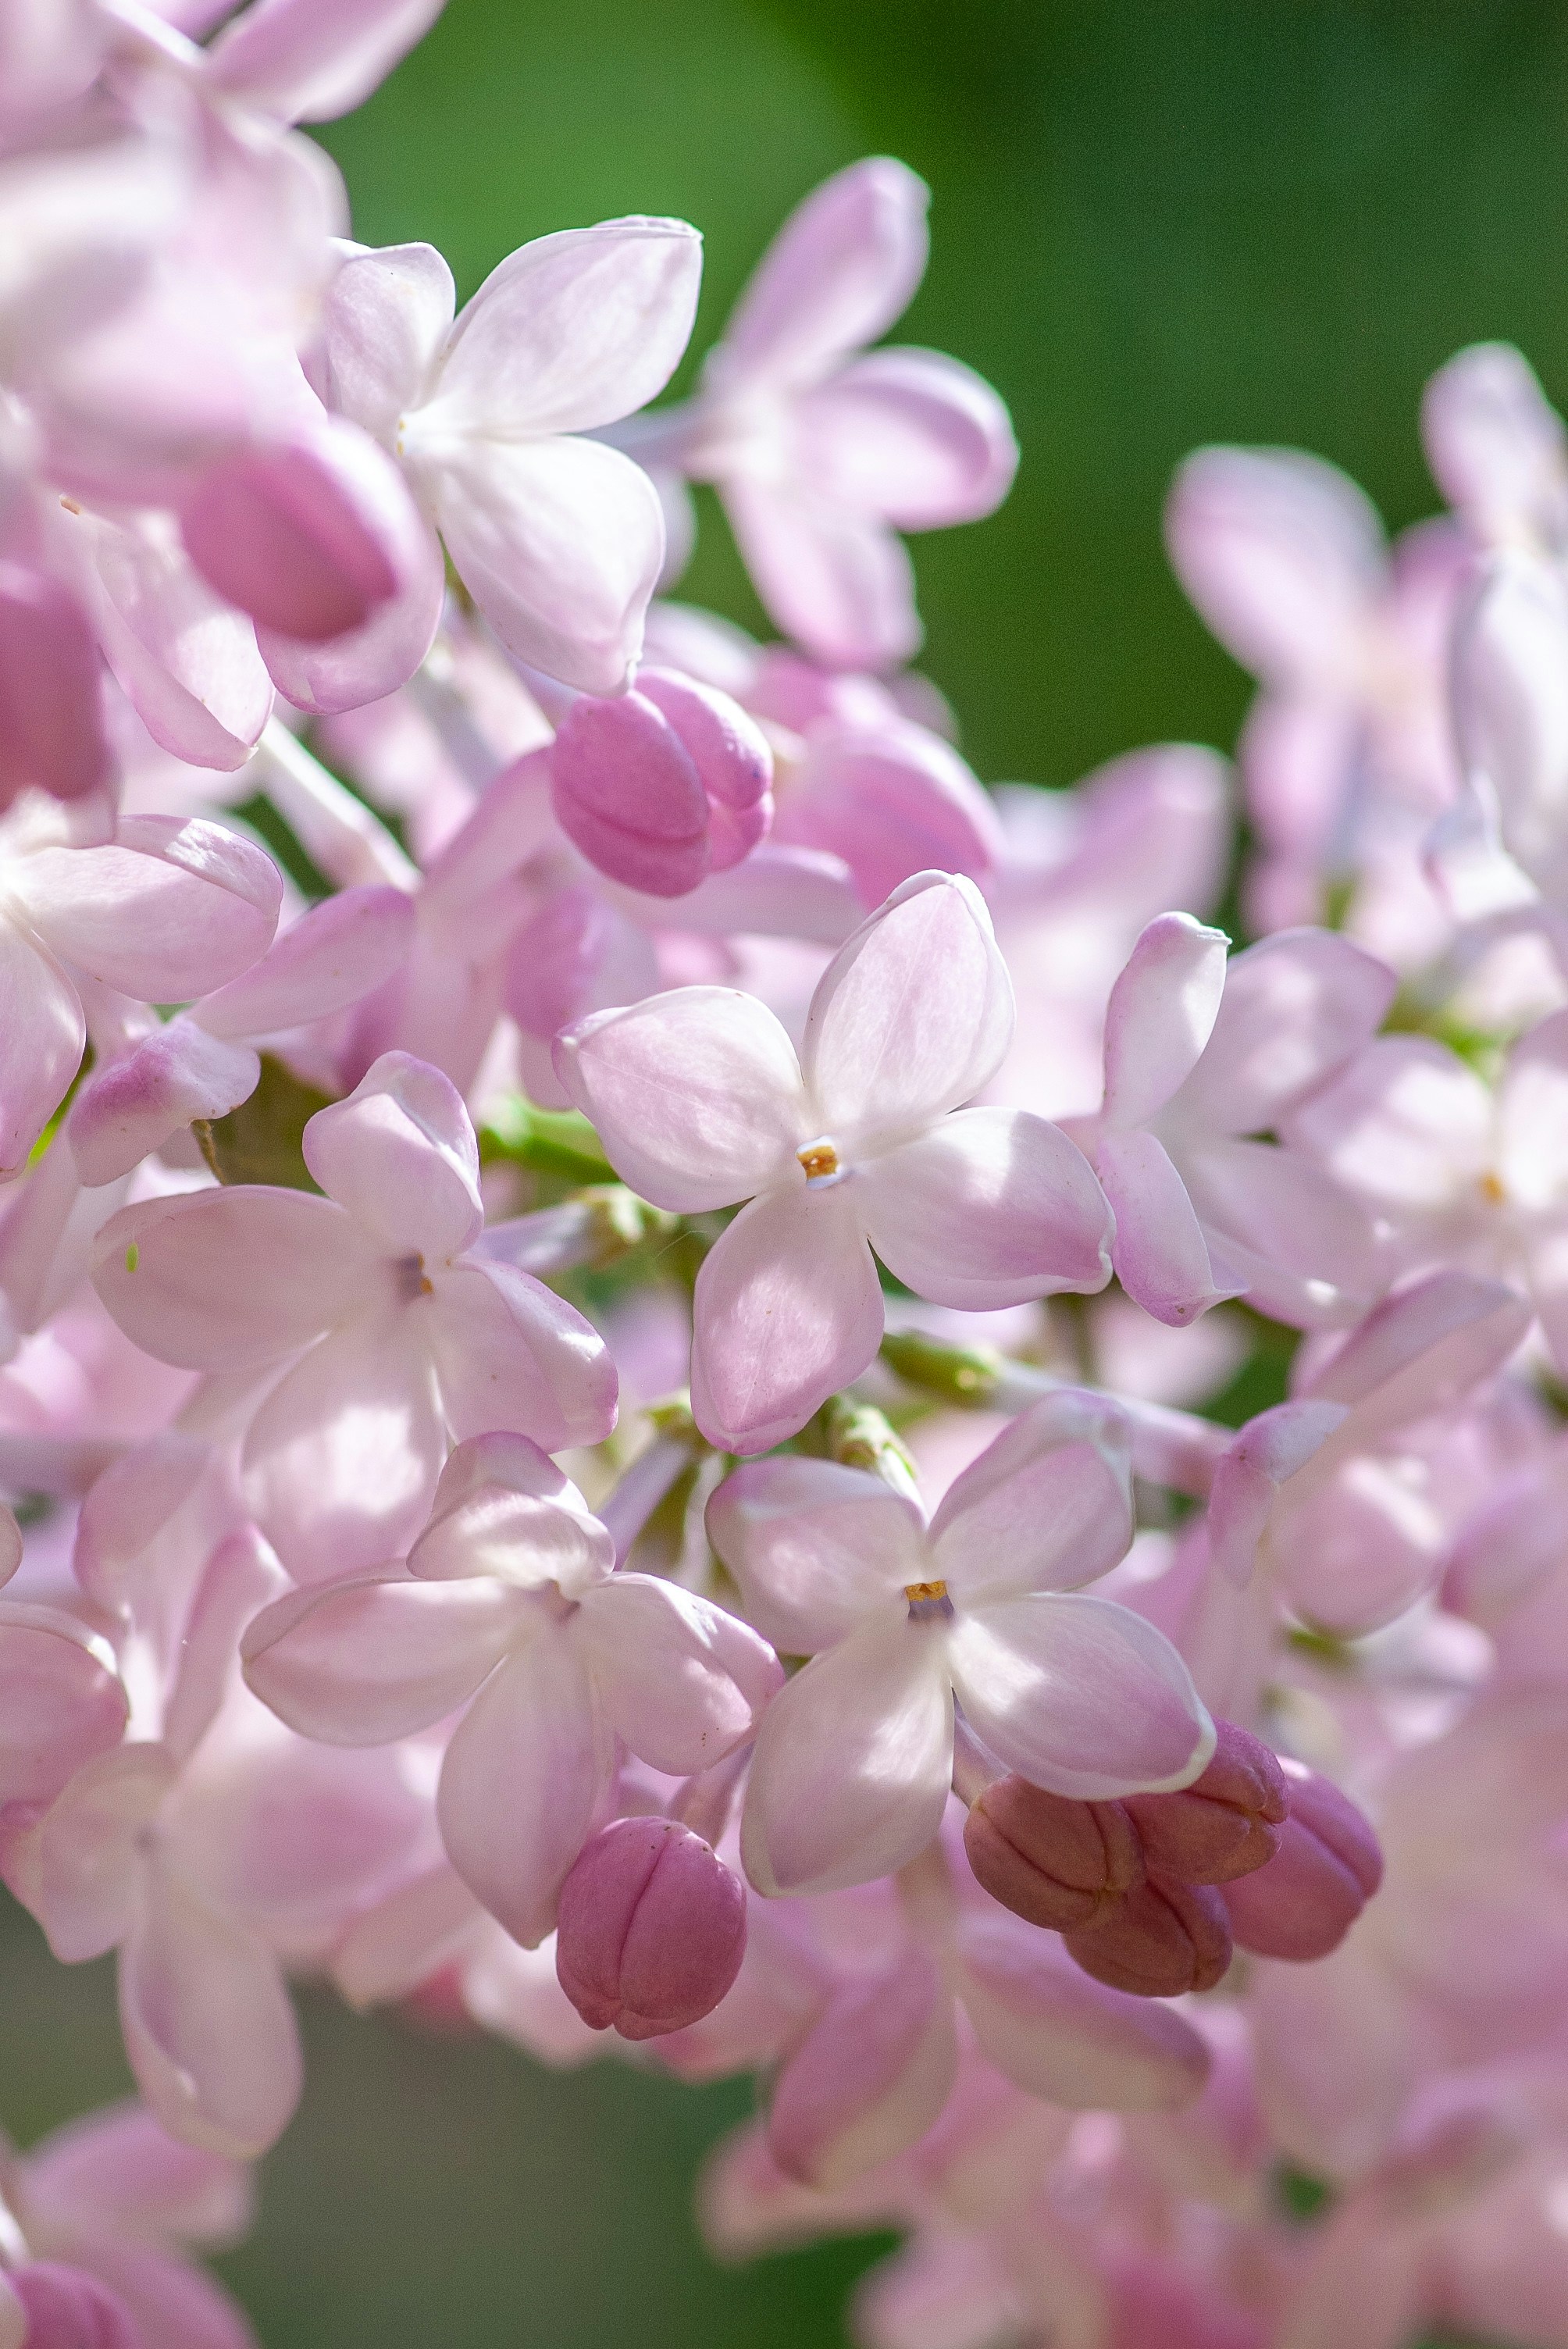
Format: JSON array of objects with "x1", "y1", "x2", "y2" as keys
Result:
[{"x1": 0, "y1": 22, "x2": 1562, "y2": 2347}]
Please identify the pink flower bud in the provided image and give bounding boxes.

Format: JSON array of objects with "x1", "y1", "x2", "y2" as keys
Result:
[
  {"x1": 963, "y1": 1776, "x2": 1143, "y2": 1930},
  {"x1": 549, "y1": 669, "x2": 772, "y2": 897},
  {"x1": 1064, "y1": 1875, "x2": 1233, "y2": 1998},
  {"x1": 0, "y1": 564, "x2": 111, "y2": 807},
  {"x1": 1122, "y1": 1720, "x2": 1288, "y2": 1885},
  {"x1": 180, "y1": 430, "x2": 405, "y2": 642},
  {"x1": 1220, "y1": 1761, "x2": 1383, "y2": 1962},
  {"x1": 12, "y1": 2262, "x2": 144, "y2": 2349},
  {"x1": 555, "y1": 1816, "x2": 747, "y2": 2042}
]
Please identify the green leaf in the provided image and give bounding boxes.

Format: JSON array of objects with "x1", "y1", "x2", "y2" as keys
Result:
[{"x1": 194, "y1": 1055, "x2": 334, "y2": 1191}]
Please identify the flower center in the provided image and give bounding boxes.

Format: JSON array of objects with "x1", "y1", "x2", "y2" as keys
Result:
[
  {"x1": 396, "y1": 1253, "x2": 435, "y2": 1301},
  {"x1": 796, "y1": 1139, "x2": 840, "y2": 1182},
  {"x1": 904, "y1": 1578, "x2": 951, "y2": 1622},
  {"x1": 1478, "y1": 1171, "x2": 1506, "y2": 1204}
]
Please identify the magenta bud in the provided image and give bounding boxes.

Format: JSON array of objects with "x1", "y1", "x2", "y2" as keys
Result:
[
  {"x1": 637, "y1": 668, "x2": 773, "y2": 870},
  {"x1": 1123, "y1": 1720, "x2": 1288, "y2": 1886},
  {"x1": 180, "y1": 442, "x2": 400, "y2": 640},
  {"x1": 1064, "y1": 1875, "x2": 1233, "y2": 1998},
  {"x1": 555, "y1": 1816, "x2": 747, "y2": 2042},
  {"x1": 964, "y1": 1776, "x2": 1143, "y2": 1930},
  {"x1": 12, "y1": 2261, "x2": 144, "y2": 2348},
  {"x1": 1220, "y1": 1761, "x2": 1382, "y2": 1962}
]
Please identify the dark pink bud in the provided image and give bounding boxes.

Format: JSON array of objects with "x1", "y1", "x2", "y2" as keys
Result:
[
  {"x1": 1220, "y1": 1761, "x2": 1383, "y2": 1962},
  {"x1": 180, "y1": 437, "x2": 401, "y2": 640},
  {"x1": 0, "y1": 564, "x2": 111, "y2": 807},
  {"x1": 1064, "y1": 1874, "x2": 1233, "y2": 1998},
  {"x1": 636, "y1": 668, "x2": 772, "y2": 870},
  {"x1": 12, "y1": 2262, "x2": 144, "y2": 2349},
  {"x1": 1122, "y1": 1720, "x2": 1288, "y2": 1885},
  {"x1": 964, "y1": 1775, "x2": 1143, "y2": 1930},
  {"x1": 555, "y1": 1816, "x2": 747, "y2": 2042}
]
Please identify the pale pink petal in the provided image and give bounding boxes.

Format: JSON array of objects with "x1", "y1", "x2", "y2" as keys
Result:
[
  {"x1": 88, "y1": 515, "x2": 273, "y2": 771},
  {"x1": 691, "y1": 1182, "x2": 883, "y2": 1455},
  {"x1": 1100, "y1": 912, "x2": 1229, "y2": 1129},
  {"x1": 241, "y1": 1571, "x2": 522, "y2": 1741},
  {"x1": 0, "y1": 1603, "x2": 127, "y2": 1802},
  {"x1": 1300, "y1": 1267, "x2": 1531, "y2": 1436},
  {"x1": 1284, "y1": 1035, "x2": 1491, "y2": 1210},
  {"x1": 410, "y1": 1430, "x2": 612, "y2": 1592},
  {"x1": 928, "y1": 1390, "x2": 1134, "y2": 1603},
  {"x1": 437, "y1": 1626, "x2": 613, "y2": 1945},
  {"x1": 424, "y1": 1259, "x2": 618, "y2": 1452},
  {"x1": 324, "y1": 242, "x2": 456, "y2": 440},
  {"x1": 159, "y1": 1529, "x2": 287, "y2": 1766},
  {"x1": 0, "y1": 919, "x2": 84, "y2": 1175},
  {"x1": 120, "y1": 1868, "x2": 301, "y2": 2158},
  {"x1": 21, "y1": 1745, "x2": 176, "y2": 1962},
  {"x1": 1206, "y1": 1399, "x2": 1347, "y2": 1589},
  {"x1": 207, "y1": 0, "x2": 448, "y2": 122},
  {"x1": 1451, "y1": 558, "x2": 1568, "y2": 899},
  {"x1": 72, "y1": 1432, "x2": 210, "y2": 1613},
  {"x1": 722, "y1": 476, "x2": 919, "y2": 671},
  {"x1": 195, "y1": 885, "x2": 414, "y2": 1040},
  {"x1": 19, "y1": 2103, "x2": 252, "y2": 2249},
  {"x1": 794, "y1": 348, "x2": 1017, "y2": 528},
  {"x1": 67, "y1": 1023, "x2": 260, "y2": 1189},
  {"x1": 258, "y1": 512, "x2": 445, "y2": 716},
  {"x1": 718, "y1": 158, "x2": 929, "y2": 389},
  {"x1": 705, "y1": 1454, "x2": 925, "y2": 1654},
  {"x1": 859, "y1": 1107, "x2": 1113, "y2": 1308},
  {"x1": 18, "y1": 818, "x2": 281, "y2": 1002},
  {"x1": 66, "y1": 2244, "x2": 256, "y2": 2349},
  {"x1": 949, "y1": 1592, "x2": 1213, "y2": 1798},
  {"x1": 91, "y1": 1190, "x2": 373, "y2": 1371},
  {"x1": 1164, "y1": 445, "x2": 1387, "y2": 687},
  {"x1": 433, "y1": 433, "x2": 667, "y2": 693},
  {"x1": 302, "y1": 1050, "x2": 482, "y2": 1259},
  {"x1": 180, "y1": 422, "x2": 415, "y2": 644},
  {"x1": 1421, "y1": 342, "x2": 1567, "y2": 543},
  {"x1": 804, "y1": 872, "x2": 1012, "y2": 1139},
  {"x1": 765, "y1": 1949, "x2": 957, "y2": 2190},
  {"x1": 0, "y1": 561, "x2": 112, "y2": 804},
  {"x1": 547, "y1": 684, "x2": 710, "y2": 896},
  {"x1": 739, "y1": 1616, "x2": 951, "y2": 1895},
  {"x1": 577, "y1": 1574, "x2": 782, "y2": 1770},
  {"x1": 770, "y1": 718, "x2": 1002, "y2": 908},
  {"x1": 1498, "y1": 1007, "x2": 1568, "y2": 1212},
  {"x1": 1172, "y1": 928, "x2": 1398, "y2": 1136},
  {"x1": 553, "y1": 987, "x2": 806, "y2": 1214},
  {"x1": 955, "y1": 1913, "x2": 1210, "y2": 2108},
  {"x1": 1179, "y1": 1139, "x2": 1384, "y2": 1328},
  {"x1": 432, "y1": 219, "x2": 701, "y2": 437},
  {"x1": 1098, "y1": 1128, "x2": 1245, "y2": 1327},
  {"x1": 241, "y1": 1305, "x2": 446, "y2": 1581}
]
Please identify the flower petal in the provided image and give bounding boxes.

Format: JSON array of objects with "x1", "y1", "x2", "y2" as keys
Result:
[
  {"x1": 241, "y1": 1305, "x2": 446, "y2": 1582},
  {"x1": 205, "y1": 0, "x2": 448, "y2": 122},
  {"x1": 20, "y1": 1745, "x2": 176, "y2": 1962},
  {"x1": 722, "y1": 475, "x2": 919, "y2": 672},
  {"x1": 91, "y1": 1189, "x2": 372, "y2": 1371},
  {"x1": 691, "y1": 1182, "x2": 883, "y2": 1456},
  {"x1": 718, "y1": 158, "x2": 928, "y2": 389},
  {"x1": 258, "y1": 508, "x2": 445, "y2": 717},
  {"x1": 1179, "y1": 1138, "x2": 1384, "y2": 1328},
  {"x1": 739, "y1": 1616, "x2": 952, "y2": 1896},
  {"x1": 87, "y1": 512, "x2": 273, "y2": 771},
  {"x1": 860, "y1": 1107, "x2": 1113, "y2": 1308},
  {"x1": 241, "y1": 1571, "x2": 522, "y2": 1742},
  {"x1": 1100, "y1": 912, "x2": 1229, "y2": 1130},
  {"x1": 433, "y1": 219, "x2": 701, "y2": 438},
  {"x1": 432, "y1": 433, "x2": 666, "y2": 693},
  {"x1": 804, "y1": 871, "x2": 1012, "y2": 1140},
  {"x1": 553, "y1": 986, "x2": 806, "y2": 1213},
  {"x1": 324, "y1": 242, "x2": 456, "y2": 439},
  {"x1": 705, "y1": 1453, "x2": 925, "y2": 1655},
  {"x1": 954, "y1": 1912, "x2": 1210, "y2": 2109},
  {"x1": 425, "y1": 1259, "x2": 618, "y2": 1453},
  {"x1": 793, "y1": 347, "x2": 1017, "y2": 528},
  {"x1": 302, "y1": 1050, "x2": 483, "y2": 1260},
  {"x1": 1098, "y1": 1128, "x2": 1245, "y2": 1328},
  {"x1": 0, "y1": 919, "x2": 83, "y2": 1176},
  {"x1": 1172, "y1": 928, "x2": 1397, "y2": 1139},
  {"x1": 18, "y1": 817, "x2": 281, "y2": 1002},
  {"x1": 119, "y1": 1867, "x2": 301, "y2": 2158},
  {"x1": 929, "y1": 1390, "x2": 1134, "y2": 1603},
  {"x1": 1421, "y1": 341, "x2": 1566, "y2": 545},
  {"x1": 770, "y1": 717, "x2": 1002, "y2": 909},
  {"x1": 948, "y1": 1592, "x2": 1213, "y2": 1798},
  {"x1": 67, "y1": 1022, "x2": 260, "y2": 1189},
  {"x1": 576, "y1": 1574, "x2": 782, "y2": 1771},
  {"x1": 437, "y1": 1627, "x2": 612, "y2": 1946},
  {"x1": 409, "y1": 1430, "x2": 612, "y2": 1593},
  {"x1": 0, "y1": 1603, "x2": 127, "y2": 1804},
  {"x1": 1299, "y1": 1268, "x2": 1531, "y2": 1441},
  {"x1": 195, "y1": 884, "x2": 415, "y2": 1042},
  {"x1": 765, "y1": 1948, "x2": 957, "y2": 2191}
]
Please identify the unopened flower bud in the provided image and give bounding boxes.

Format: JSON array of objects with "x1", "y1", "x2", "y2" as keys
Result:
[
  {"x1": 548, "y1": 668, "x2": 772, "y2": 896},
  {"x1": 964, "y1": 1775, "x2": 1143, "y2": 1930},
  {"x1": 1220, "y1": 1761, "x2": 1383, "y2": 1962},
  {"x1": 12, "y1": 2262, "x2": 144, "y2": 2349},
  {"x1": 555, "y1": 1816, "x2": 747, "y2": 2041},
  {"x1": 1064, "y1": 1874, "x2": 1233, "y2": 1998},
  {"x1": 1122, "y1": 1720, "x2": 1288, "y2": 1885}
]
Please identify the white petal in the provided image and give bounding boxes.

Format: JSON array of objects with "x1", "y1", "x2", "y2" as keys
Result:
[
  {"x1": 242, "y1": 1570, "x2": 523, "y2": 1742},
  {"x1": 576, "y1": 1573, "x2": 782, "y2": 1771},
  {"x1": 705, "y1": 1453, "x2": 925, "y2": 1655},
  {"x1": 928, "y1": 1390, "x2": 1134, "y2": 1603},
  {"x1": 859, "y1": 1107, "x2": 1112, "y2": 1308}
]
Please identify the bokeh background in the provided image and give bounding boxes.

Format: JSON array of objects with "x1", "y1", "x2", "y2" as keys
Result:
[{"x1": 8, "y1": 3, "x2": 1568, "y2": 2341}]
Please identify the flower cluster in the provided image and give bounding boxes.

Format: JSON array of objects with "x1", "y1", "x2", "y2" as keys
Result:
[{"x1": 0, "y1": 8, "x2": 1563, "y2": 2347}]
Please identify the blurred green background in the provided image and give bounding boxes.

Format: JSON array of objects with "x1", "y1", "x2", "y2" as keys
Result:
[{"x1": 10, "y1": 3, "x2": 1568, "y2": 2342}]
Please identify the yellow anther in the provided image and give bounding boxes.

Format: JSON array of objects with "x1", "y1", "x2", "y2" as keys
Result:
[
  {"x1": 797, "y1": 1140, "x2": 839, "y2": 1180},
  {"x1": 903, "y1": 1580, "x2": 948, "y2": 1605},
  {"x1": 1479, "y1": 1171, "x2": 1507, "y2": 1204}
]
